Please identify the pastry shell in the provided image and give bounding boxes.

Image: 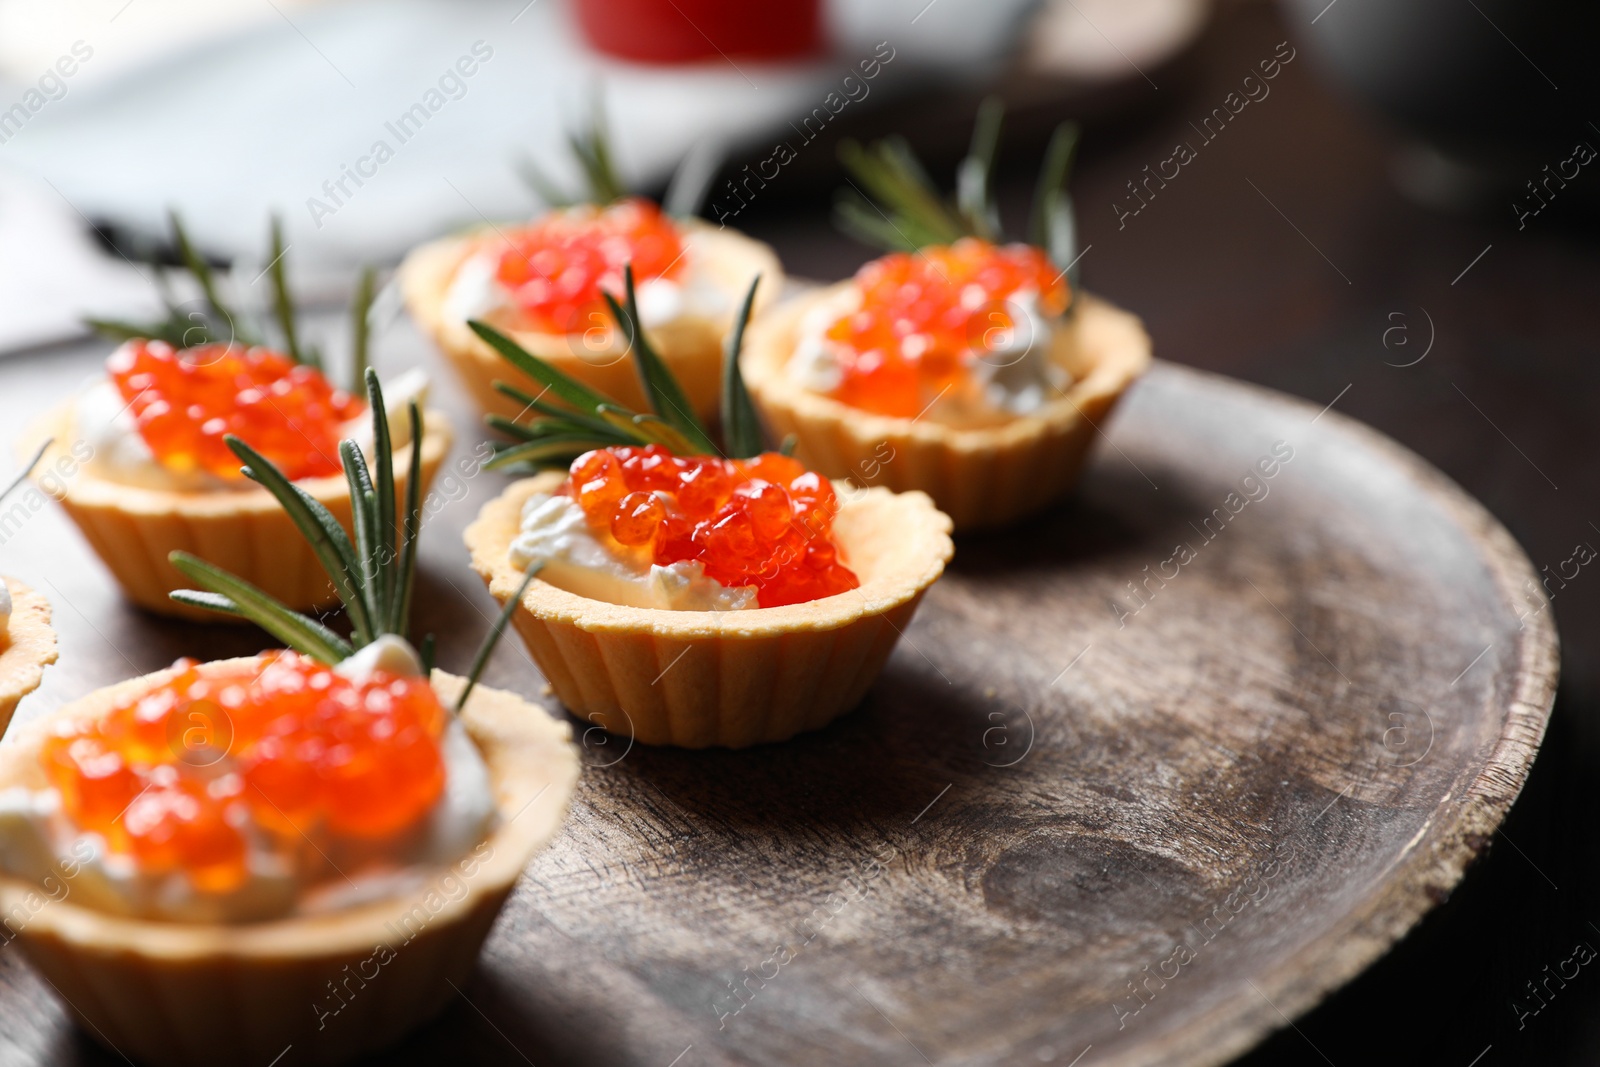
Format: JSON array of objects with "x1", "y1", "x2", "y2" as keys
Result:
[
  {"x1": 464, "y1": 471, "x2": 954, "y2": 749},
  {"x1": 742, "y1": 289, "x2": 1152, "y2": 531},
  {"x1": 0, "y1": 579, "x2": 56, "y2": 735},
  {"x1": 22, "y1": 406, "x2": 452, "y2": 621},
  {"x1": 0, "y1": 657, "x2": 578, "y2": 1067},
  {"x1": 400, "y1": 219, "x2": 784, "y2": 422}
]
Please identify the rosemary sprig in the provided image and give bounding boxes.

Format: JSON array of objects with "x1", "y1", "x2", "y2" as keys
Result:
[
  {"x1": 86, "y1": 213, "x2": 260, "y2": 350},
  {"x1": 517, "y1": 93, "x2": 627, "y2": 208},
  {"x1": 166, "y1": 370, "x2": 522, "y2": 703},
  {"x1": 268, "y1": 215, "x2": 322, "y2": 371},
  {"x1": 833, "y1": 98, "x2": 1085, "y2": 278},
  {"x1": 170, "y1": 211, "x2": 259, "y2": 348},
  {"x1": 468, "y1": 270, "x2": 767, "y2": 472},
  {"x1": 87, "y1": 213, "x2": 381, "y2": 392},
  {"x1": 836, "y1": 136, "x2": 967, "y2": 251}
]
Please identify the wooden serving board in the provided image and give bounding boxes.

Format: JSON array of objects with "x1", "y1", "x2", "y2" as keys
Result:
[{"x1": 0, "y1": 324, "x2": 1556, "y2": 1067}]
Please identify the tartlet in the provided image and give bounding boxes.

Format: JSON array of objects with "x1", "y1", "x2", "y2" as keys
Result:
[
  {"x1": 400, "y1": 113, "x2": 781, "y2": 422},
  {"x1": 0, "y1": 660, "x2": 576, "y2": 1067},
  {"x1": 0, "y1": 449, "x2": 60, "y2": 733},
  {"x1": 463, "y1": 274, "x2": 954, "y2": 748},
  {"x1": 744, "y1": 287, "x2": 1150, "y2": 531},
  {"x1": 744, "y1": 101, "x2": 1151, "y2": 530},
  {"x1": 25, "y1": 404, "x2": 450, "y2": 620},
  {"x1": 0, "y1": 579, "x2": 56, "y2": 735},
  {"x1": 0, "y1": 374, "x2": 577, "y2": 1065},
  {"x1": 32, "y1": 215, "x2": 450, "y2": 620},
  {"x1": 468, "y1": 470, "x2": 950, "y2": 747},
  {"x1": 402, "y1": 214, "x2": 782, "y2": 424}
]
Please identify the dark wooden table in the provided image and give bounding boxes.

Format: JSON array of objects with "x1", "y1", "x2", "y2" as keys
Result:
[{"x1": 727, "y1": 4, "x2": 1600, "y2": 1064}]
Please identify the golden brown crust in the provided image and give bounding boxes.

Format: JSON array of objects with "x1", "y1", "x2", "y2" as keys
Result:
[
  {"x1": 21, "y1": 407, "x2": 453, "y2": 620},
  {"x1": 0, "y1": 579, "x2": 56, "y2": 736},
  {"x1": 742, "y1": 288, "x2": 1152, "y2": 530},
  {"x1": 464, "y1": 472, "x2": 954, "y2": 748},
  {"x1": 0, "y1": 659, "x2": 578, "y2": 1066},
  {"x1": 399, "y1": 219, "x2": 784, "y2": 421}
]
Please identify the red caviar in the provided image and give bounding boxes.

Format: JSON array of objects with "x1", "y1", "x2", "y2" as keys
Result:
[
  {"x1": 564, "y1": 445, "x2": 858, "y2": 608},
  {"x1": 823, "y1": 238, "x2": 1069, "y2": 418},
  {"x1": 108, "y1": 340, "x2": 364, "y2": 482},
  {"x1": 494, "y1": 197, "x2": 685, "y2": 334},
  {"x1": 42, "y1": 652, "x2": 448, "y2": 892}
]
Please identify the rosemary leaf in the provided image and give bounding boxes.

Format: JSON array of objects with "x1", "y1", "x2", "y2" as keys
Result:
[
  {"x1": 957, "y1": 96, "x2": 1004, "y2": 240},
  {"x1": 340, "y1": 439, "x2": 383, "y2": 630},
  {"x1": 364, "y1": 369, "x2": 396, "y2": 628},
  {"x1": 880, "y1": 137, "x2": 960, "y2": 237},
  {"x1": 170, "y1": 212, "x2": 257, "y2": 347},
  {"x1": 455, "y1": 562, "x2": 543, "y2": 713},
  {"x1": 169, "y1": 552, "x2": 354, "y2": 664},
  {"x1": 606, "y1": 409, "x2": 699, "y2": 455},
  {"x1": 1044, "y1": 190, "x2": 1081, "y2": 290},
  {"x1": 485, "y1": 437, "x2": 617, "y2": 470},
  {"x1": 582, "y1": 92, "x2": 624, "y2": 203},
  {"x1": 663, "y1": 139, "x2": 722, "y2": 219},
  {"x1": 1029, "y1": 121, "x2": 1081, "y2": 251},
  {"x1": 832, "y1": 193, "x2": 920, "y2": 253},
  {"x1": 607, "y1": 268, "x2": 718, "y2": 453},
  {"x1": 351, "y1": 267, "x2": 377, "y2": 393},
  {"x1": 469, "y1": 320, "x2": 619, "y2": 415},
  {"x1": 83, "y1": 317, "x2": 160, "y2": 344},
  {"x1": 720, "y1": 275, "x2": 765, "y2": 459},
  {"x1": 227, "y1": 435, "x2": 373, "y2": 645},
  {"x1": 168, "y1": 590, "x2": 244, "y2": 616},
  {"x1": 488, "y1": 386, "x2": 632, "y2": 440},
  {"x1": 394, "y1": 401, "x2": 424, "y2": 637},
  {"x1": 268, "y1": 216, "x2": 310, "y2": 367}
]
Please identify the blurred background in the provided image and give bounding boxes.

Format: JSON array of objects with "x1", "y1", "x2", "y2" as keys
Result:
[{"x1": 2, "y1": 0, "x2": 1599, "y2": 1062}]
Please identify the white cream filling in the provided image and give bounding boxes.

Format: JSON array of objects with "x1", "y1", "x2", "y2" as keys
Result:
[
  {"x1": 445, "y1": 246, "x2": 728, "y2": 333},
  {"x1": 968, "y1": 291, "x2": 1071, "y2": 416},
  {"x1": 787, "y1": 287, "x2": 861, "y2": 395},
  {"x1": 0, "y1": 636, "x2": 496, "y2": 924},
  {"x1": 509, "y1": 492, "x2": 756, "y2": 612},
  {"x1": 73, "y1": 368, "x2": 429, "y2": 493},
  {"x1": 0, "y1": 584, "x2": 11, "y2": 632},
  {"x1": 788, "y1": 286, "x2": 1071, "y2": 417}
]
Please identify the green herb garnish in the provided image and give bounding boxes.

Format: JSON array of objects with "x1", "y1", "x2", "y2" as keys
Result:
[
  {"x1": 517, "y1": 93, "x2": 626, "y2": 208},
  {"x1": 167, "y1": 369, "x2": 528, "y2": 708},
  {"x1": 515, "y1": 92, "x2": 719, "y2": 219},
  {"x1": 834, "y1": 97, "x2": 1084, "y2": 288},
  {"x1": 87, "y1": 213, "x2": 379, "y2": 393},
  {"x1": 469, "y1": 267, "x2": 766, "y2": 472}
]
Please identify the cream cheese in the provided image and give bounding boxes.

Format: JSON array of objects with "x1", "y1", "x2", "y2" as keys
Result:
[
  {"x1": 509, "y1": 491, "x2": 756, "y2": 612},
  {"x1": 968, "y1": 291, "x2": 1071, "y2": 416},
  {"x1": 0, "y1": 636, "x2": 496, "y2": 924}
]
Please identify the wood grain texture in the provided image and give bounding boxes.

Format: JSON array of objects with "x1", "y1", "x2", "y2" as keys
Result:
[{"x1": 0, "y1": 322, "x2": 1557, "y2": 1067}]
